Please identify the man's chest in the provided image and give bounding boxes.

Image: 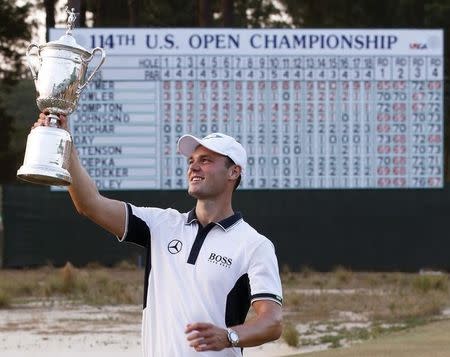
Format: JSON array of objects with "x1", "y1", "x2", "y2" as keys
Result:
[{"x1": 151, "y1": 225, "x2": 247, "y2": 286}]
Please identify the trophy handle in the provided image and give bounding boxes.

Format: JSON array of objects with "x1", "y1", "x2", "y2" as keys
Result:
[
  {"x1": 77, "y1": 47, "x2": 106, "y2": 94},
  {"x1": 26, "y1": 43, "x2": 40, "y2": 80}
]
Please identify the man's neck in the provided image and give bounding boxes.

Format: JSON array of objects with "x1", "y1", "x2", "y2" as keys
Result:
[{"x1": 195, "y1": 199, "x2": 234, "y2": 227}]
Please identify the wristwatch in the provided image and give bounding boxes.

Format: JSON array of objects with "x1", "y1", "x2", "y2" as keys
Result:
[{"x1": 227, "y1": 327, "x2": 240, "y2": 347}]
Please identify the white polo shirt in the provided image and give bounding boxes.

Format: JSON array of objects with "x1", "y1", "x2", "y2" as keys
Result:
[{"x1": 119, "y1": 202, "x2": 283, "y2": 357}]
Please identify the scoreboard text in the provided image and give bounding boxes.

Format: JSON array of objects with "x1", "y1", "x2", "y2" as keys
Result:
[{"x1": 50, "y1": 29, "x2": 443, "y2": 190}]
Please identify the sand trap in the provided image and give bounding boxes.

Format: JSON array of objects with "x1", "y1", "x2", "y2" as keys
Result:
[{"x1": 0, "y1": 301, "x2": 306, "y2": 357}]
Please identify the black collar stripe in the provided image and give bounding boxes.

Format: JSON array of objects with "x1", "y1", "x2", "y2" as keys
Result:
[
  {"x1": 216, "y1": 212, "x2": 243, "y2": 230},
  {"x1": 185, "y1": 209, "x2": 243, "y2": 230},
  {"x1": 217, "y1": 218, "x2": 243, "y2": 232},
  {"x1": 186, "y1": 209, "x2": 197, "y2": 224},
  {"x1": 187, "y1": 223, "x2": 216, "y2": 265}
]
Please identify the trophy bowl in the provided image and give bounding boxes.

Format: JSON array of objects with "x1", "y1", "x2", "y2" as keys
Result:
[{"x1": 17, "y1": 8, "x2": 105, "y2": 186}]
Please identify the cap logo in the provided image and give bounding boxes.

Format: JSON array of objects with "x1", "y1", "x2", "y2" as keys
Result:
[{"x1": 204, "y1": 134, "x2": 224, "y2": 140}]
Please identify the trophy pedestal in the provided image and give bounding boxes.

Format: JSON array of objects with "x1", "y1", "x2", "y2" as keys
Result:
[
  {"x1": 17, "y1": 126, "x2": 73, "y2": 186},
  {"x1": 17, "y1": 164, "x2": 71, "y2": 186}
]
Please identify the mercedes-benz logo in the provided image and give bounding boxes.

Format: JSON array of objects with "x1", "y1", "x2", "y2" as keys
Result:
[{"x1": 168, "y1": 239, "x2": 182, "y2": 254}]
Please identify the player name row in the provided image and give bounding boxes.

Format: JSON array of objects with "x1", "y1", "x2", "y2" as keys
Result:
[
  {"x1": 82, "y1": 80, "x2": 443, "y2": 93},
  {"x1": 82, "y1": 166, "x2": 441, "y2": 178},
  {"x1": 80, "y1": 154, "x2": 441, "y2": 166},
  {"x1": 71, "y1": 124, "x2": 157, "y2": 135},
  {"x1": 88, "y1": 180, "x2": 443, "y2": 191},
  {"x1": 71, "y1": 112, "x2": 443, "y2": 125},
  {"x1": 42, "y1": 180, "x2": 151, "y2": 190},
  {"x1": 73, "y1": 128, "x2": 442, "y2": 142},
  {"x1": 75, "y1": 145, "x2": 442, "y2": 162},
  {"x1": 82, "y1": 163, "x2": 442, "y2": 177},
  {"x1": 72, "y1": 110, "x2": 443, "y2": 128},
  {"x1": 78, "y1": 90, "x2": 443, "y2": 104},
  {"x1": 93, "y1": 179, "x2": 158, "y2": 190},
  {"x1": 72, "y1": 133, "x2": 442, "y2": 148}
]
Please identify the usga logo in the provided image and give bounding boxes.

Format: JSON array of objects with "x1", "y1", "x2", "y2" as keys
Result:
[
  {"x1": 208, "y1": 252, "x2": 232, "y2": 268},
  {"x1": 409, "y1": 42, "x2": 428, "y2": 49}
]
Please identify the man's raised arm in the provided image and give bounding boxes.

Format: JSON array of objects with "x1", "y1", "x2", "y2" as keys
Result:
[{"x1": 35, "y1": 113, "x2": 126, "y2": 238}]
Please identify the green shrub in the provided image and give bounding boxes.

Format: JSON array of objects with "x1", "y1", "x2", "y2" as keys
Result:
[
  {"x1": 333, "y1": 265, "x2": 352, "y2": 285},
  {"x1": 0, "y1": 289, "x2": 11, "y2": 309},
  {"x1": 320, "y1": 334, "x2": 342, "y2": 348},
  {"x1": 300, "y1": 265, "x2": 315, "y2": 278},
  {"x1": 282, "y1": 322, "x2": 299, "y2": 347},
  {"x1": 44, "y1": 262, "x2": 83, "y2": 296},
  {"x1": 413, "y1": 275, "x2": 448, "y2": 293},
  {"x1": 114, "y1": 260, "x2": 138, "y2": 270}
]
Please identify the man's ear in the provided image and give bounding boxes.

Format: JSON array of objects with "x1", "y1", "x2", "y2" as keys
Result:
[{"x1": 228, "y1": 165, "x2": 241, "y2": 180}]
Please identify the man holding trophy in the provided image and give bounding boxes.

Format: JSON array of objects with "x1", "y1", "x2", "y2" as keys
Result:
[{"x1": 22, "y1": 7, "x2": 283, "y2": 357}]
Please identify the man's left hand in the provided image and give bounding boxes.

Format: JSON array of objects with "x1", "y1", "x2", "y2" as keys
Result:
[{"x1": 185, "y1": 322, "x2": 230, "y2": 352}]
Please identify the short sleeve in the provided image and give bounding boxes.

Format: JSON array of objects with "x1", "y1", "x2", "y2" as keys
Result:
[
  {"x1": 247, "y1": 239, "x2": 283, "y2": 306},
  {"x1": 117, "y1": 203, "x2": 170, "y2": 247}
]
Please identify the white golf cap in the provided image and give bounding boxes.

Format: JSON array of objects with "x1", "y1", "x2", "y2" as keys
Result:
[{"x1": 177, "y1": 132, "x2": 247, "y2": 175}]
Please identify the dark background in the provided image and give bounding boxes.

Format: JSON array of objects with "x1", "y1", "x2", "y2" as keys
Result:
[{"x1": 3, "y1": 184, "x2": 449, "y2": 271}]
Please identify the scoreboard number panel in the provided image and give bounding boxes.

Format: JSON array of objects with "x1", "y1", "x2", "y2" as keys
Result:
[{"x1": 50, "y1": 28, "x2": 444, "y2": 190}]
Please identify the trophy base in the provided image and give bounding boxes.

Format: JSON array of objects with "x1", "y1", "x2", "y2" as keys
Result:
[
  {"x1": 17, "y1": 164, "x2": 72, "y2": 186},
  {"x1": 17, "y1": 125, "x2": 73, "y2": 186}
]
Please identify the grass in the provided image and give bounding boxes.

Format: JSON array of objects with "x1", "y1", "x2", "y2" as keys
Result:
[
  {"x1": 320, "y1": 334, "x2": 342, "y2": 348},
  {"x1": 289, "y1": 318, "x2": 450, "y2": 357},
  {"x1": 282, "y1": 322, "x2": 300, "y2": 347},
  {"x1": 2, "y1": 266, "x2": 447, "y2": 317},
  {"x1": 0, "y1": 262, "x2": 143, "y2": 305},
  {"x1": 279, "y1": 269, "x2": 450, "y2": 354},
  {"x1": 281, "y1": 269, "x2": 450, "y2": 323},
  {"x1": 300, "y1": 318, "x2": 425, "y2": 351},
  {"x1": 0, "y1": 264, "x2": 449, "y2": 354},
  {"x1": 412, "y1": 274, "x2": 448, "y2": 293},
  {"x1": 332, "y1": 265, "x2": 353, "y2": 285},
  {"x1": 0, "y1": 289, "x2": 11, "y2": 308}
]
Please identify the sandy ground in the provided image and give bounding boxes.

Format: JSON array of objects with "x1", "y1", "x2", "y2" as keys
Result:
[
  {"x1": 5, "y1": 291, "x2": 446, "y2": 356},
  {"x1": 0, "y1": 301, "x2": 312, "y2": 357}
]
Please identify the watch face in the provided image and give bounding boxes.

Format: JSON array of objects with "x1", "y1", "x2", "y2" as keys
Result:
[{"x1": 230, "y1": 331, "x2": 239, "y2": 343}]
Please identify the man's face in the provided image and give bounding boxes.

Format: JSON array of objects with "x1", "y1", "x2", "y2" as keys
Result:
[{"x1": 187, "y1": 145, "x2": 232, "y2": 199}]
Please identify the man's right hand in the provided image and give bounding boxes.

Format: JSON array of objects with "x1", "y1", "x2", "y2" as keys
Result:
[{"x1": 33, "y1": 113, "x2": 70, "y2": 132}]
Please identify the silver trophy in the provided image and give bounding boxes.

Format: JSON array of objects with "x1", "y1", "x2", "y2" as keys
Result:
[{"x1": 17, "y1": 8, "x2": 105, "y2": 186}]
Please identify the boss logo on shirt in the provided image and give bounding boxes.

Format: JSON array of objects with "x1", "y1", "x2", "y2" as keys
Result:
[{"x1": 208, "y1": 252, "x2": 233, "y2": 268}]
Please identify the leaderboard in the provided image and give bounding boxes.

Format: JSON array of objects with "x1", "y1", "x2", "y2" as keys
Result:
[{"x1": 50, "y1": 28, "x2": 444, "y2": 190}]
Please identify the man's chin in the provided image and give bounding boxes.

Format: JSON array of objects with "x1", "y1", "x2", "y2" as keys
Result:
[
  {"x1": 188, "y1": 187, "x2": 200, "y2": 198},
  {"x1": 188, "y1": 186, "x2": 208, "y2": 199}
]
